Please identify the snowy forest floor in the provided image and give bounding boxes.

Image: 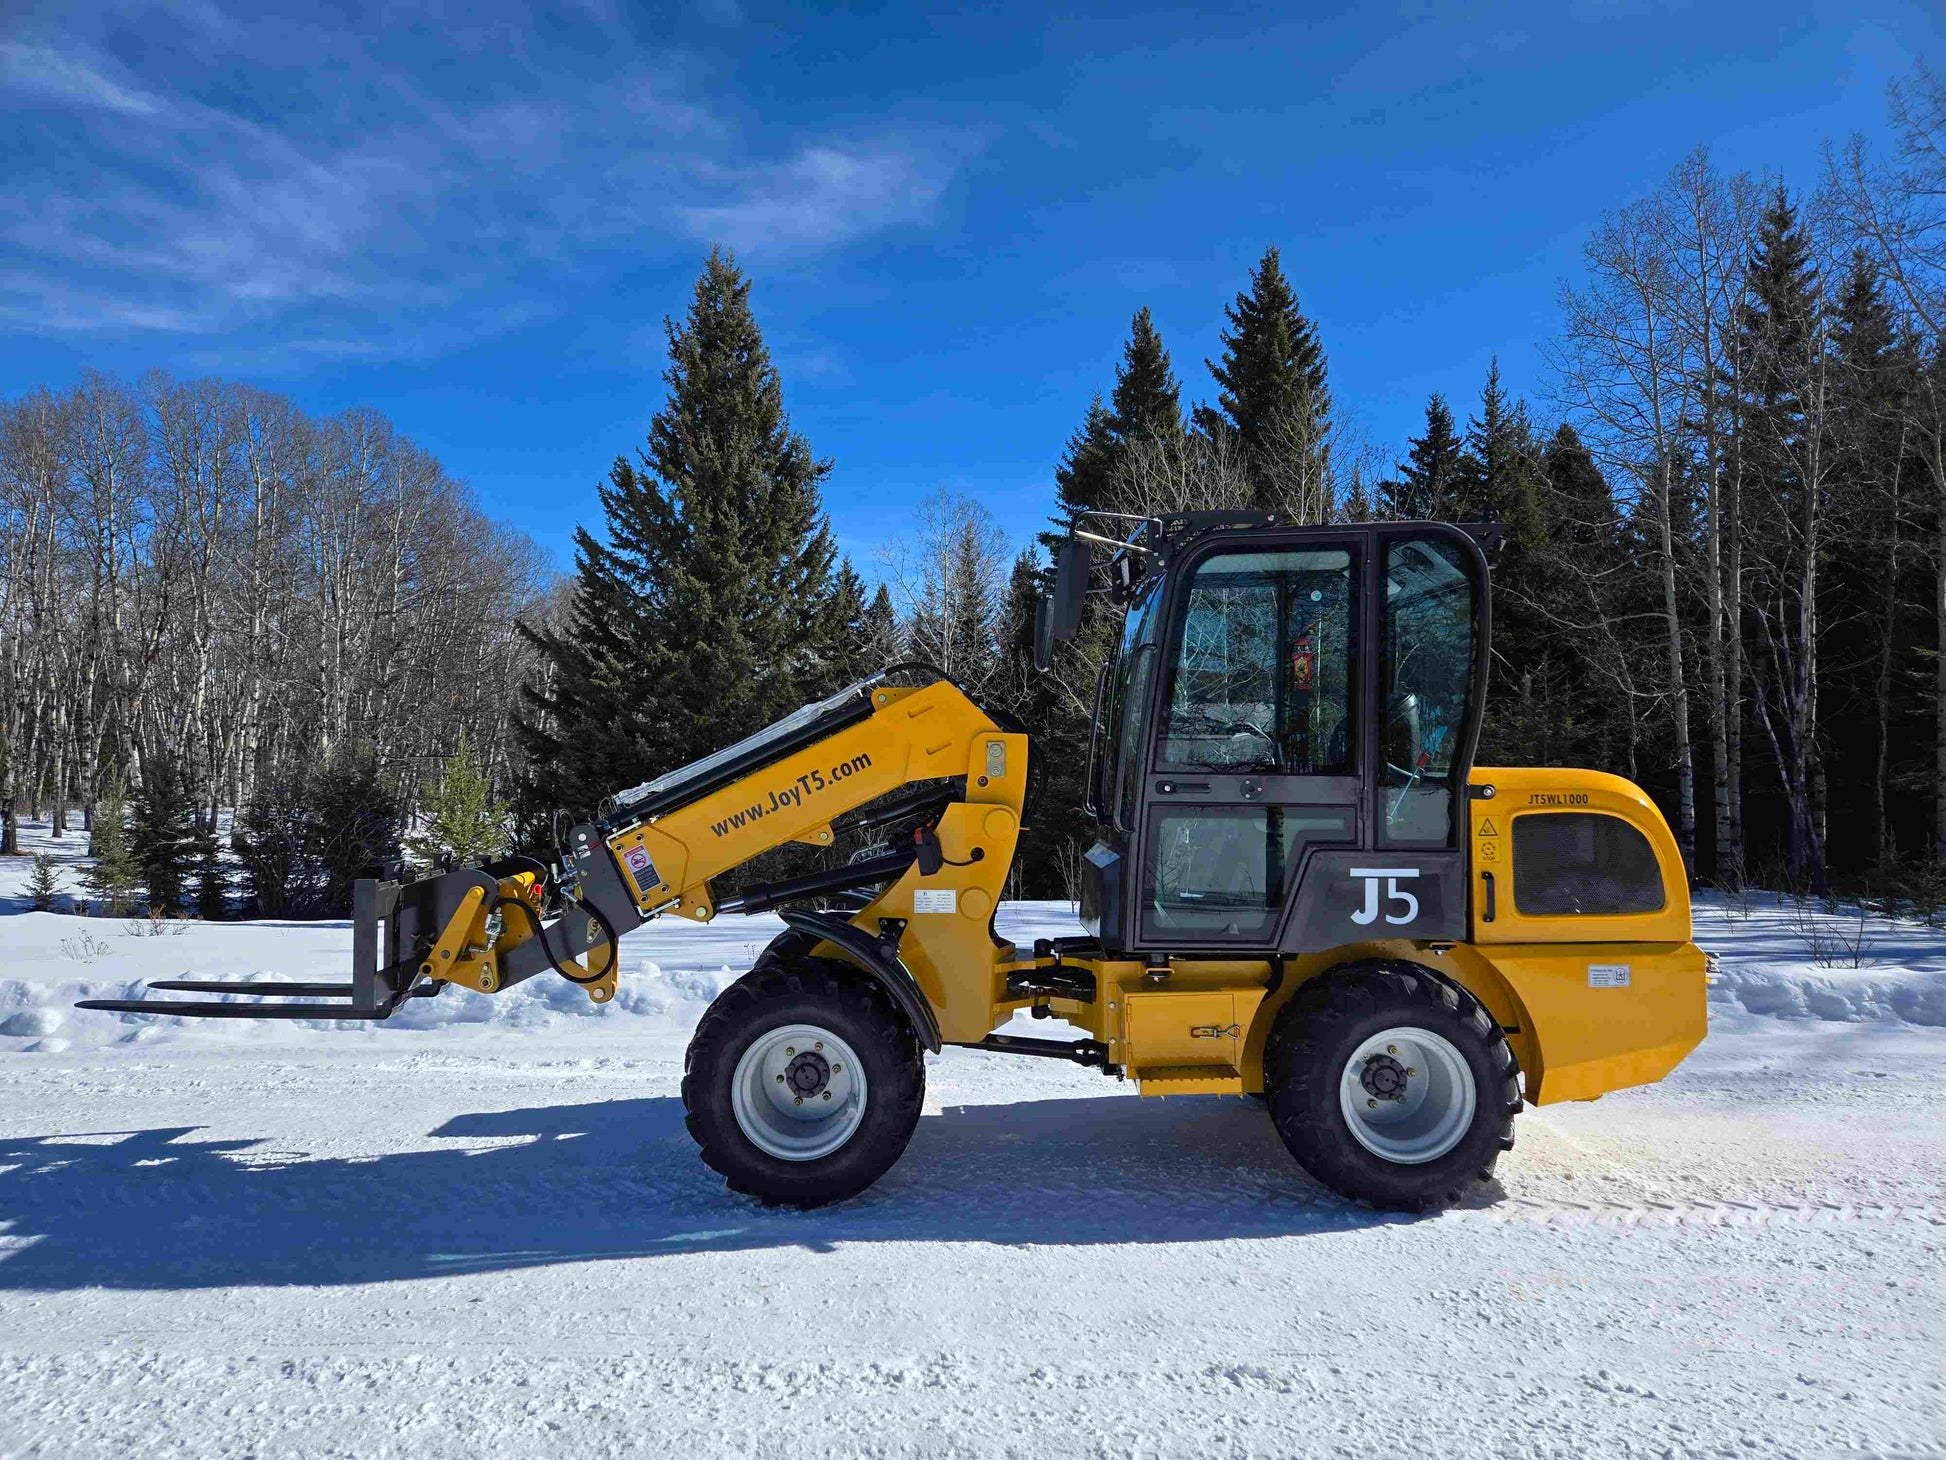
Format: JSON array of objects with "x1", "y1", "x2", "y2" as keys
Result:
[{"x1": 0, "y1": 819, "x2": 1941, "y2": 1458}]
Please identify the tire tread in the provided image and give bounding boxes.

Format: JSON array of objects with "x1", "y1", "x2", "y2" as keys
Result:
[
  {"x1": 1264, "y1": 959, "x2": 1523, "y2": 1211},
  {"x1": 682, "y1": 947, "x2": 925, "y2": 1208}
]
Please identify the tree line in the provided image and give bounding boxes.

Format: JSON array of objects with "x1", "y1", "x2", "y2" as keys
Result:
[
  {"x1": 13, "y1": 65, "x2": 1946, "y2": 911},
  {"x1": 0, "y1": 373, "x2": 550, "y2": 913},
  {"x1": 1001, "y1": 70, "x2": 1946, "y2": 900}
]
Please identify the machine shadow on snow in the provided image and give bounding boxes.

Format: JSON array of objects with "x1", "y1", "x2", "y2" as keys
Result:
[{"x1": 0, "y1": 1093, "x2": 1466, "y2": 1291}]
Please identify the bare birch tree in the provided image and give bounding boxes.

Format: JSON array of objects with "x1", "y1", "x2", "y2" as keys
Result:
[{"x1": 1548, "y1": 198, "x2": 1700, "y2": 872}]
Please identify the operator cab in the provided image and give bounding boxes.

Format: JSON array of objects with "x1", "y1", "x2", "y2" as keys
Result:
[{"x1": 1037, "y1": 514, "x2": 1494, "y2": 956}]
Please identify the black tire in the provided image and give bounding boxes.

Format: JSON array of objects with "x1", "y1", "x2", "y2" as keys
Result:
[
  {"x1": 682, "y1": 954, "x2": 925, "y2": 1208},
  {"x1": 1264, "y1": 959, "x2": 1521, "y2": 1212}
]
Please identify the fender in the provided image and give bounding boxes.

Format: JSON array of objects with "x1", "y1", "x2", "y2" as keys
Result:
[{"x1": 781, "y1": 908, "x2": 944, "y2": 1053}]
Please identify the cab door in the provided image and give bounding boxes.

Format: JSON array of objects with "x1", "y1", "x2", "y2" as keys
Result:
[{"x1": 1132, "y1": 537, "x2": 1363, "y2": 949}]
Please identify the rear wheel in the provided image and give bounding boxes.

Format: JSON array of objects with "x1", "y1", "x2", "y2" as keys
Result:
[
  {"x1": 683, "y1": 956, "x2": 924, "y2": 1208},
  {"x1": 1265, "y1": 960, "x2": 1520, "y2": 1211}
]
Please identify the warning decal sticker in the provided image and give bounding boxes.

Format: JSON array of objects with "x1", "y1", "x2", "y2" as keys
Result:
[{"x1": 623, "y1": 843, "x2": 659, "y2": 888}]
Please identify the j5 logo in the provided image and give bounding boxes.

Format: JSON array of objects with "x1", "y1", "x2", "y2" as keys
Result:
[{"x1": 1350, "y1": 867, "x2": 1420, "y2": 926}]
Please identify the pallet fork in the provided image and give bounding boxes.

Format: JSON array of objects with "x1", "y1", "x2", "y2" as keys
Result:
[{"x1": 75, "y1": 853, "x2": 623, "y2": 1020}]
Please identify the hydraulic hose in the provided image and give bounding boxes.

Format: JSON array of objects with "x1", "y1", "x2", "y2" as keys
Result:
[
  {"x1": 494, "y1": 894, "x2": 612, "y2": 987},
  {"x1": 490, "y1": 852, "x2": 618, "y2": 988}
]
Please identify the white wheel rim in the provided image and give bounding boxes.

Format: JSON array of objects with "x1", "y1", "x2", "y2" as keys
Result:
[
  {"x1": 730, "y1": 1023, "x2": 869, "y2": 1162},
  {"x1": 1338, "y1": 1025, "x2": 1476, "y2": 1165}
]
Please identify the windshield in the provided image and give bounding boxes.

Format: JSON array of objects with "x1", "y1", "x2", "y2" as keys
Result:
[{"x1": 1155, "y1": 547, "x2": 1356, "y2": 774}]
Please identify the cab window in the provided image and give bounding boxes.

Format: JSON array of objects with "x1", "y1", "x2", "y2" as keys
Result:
[
  {"x1": 1155, "y1": 547, "x2": 1356, "y2": 775},
  {"x1": 1513, "y1": 813, "x2": 1666, "y2": 916},
  {"x1": 1380, "y1": 536, "x2": 1476, "y2": 844},
  {"x1": 1096, "y1": 578, "x2": 1161, "y2": 829}
]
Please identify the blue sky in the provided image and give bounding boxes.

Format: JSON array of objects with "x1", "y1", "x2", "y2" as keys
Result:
[{"x1": 3, "y1": 1, "x2": 1940, "y2": 576}]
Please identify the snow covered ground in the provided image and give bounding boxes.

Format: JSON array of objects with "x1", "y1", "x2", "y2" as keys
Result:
[{"x1": 1, "y1": 818, "x2": 1942, "y2": 1458}]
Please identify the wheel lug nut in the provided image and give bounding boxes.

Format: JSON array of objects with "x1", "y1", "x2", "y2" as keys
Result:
[
  {"x1": 822, "y1": 1091, "x2": 832, "y2": 1101},
  {"x1": 1368, "y1": 1098, "x2": 1378, "y2": 1109},
  {"x1": 794, "y1": 1096, "x2": 803, "y2": 1105},
  {"x1": 786, "y1": 1047, "x2": 795, "y2": 1056},
  {"x1": 776, "y1": 1074, "x2": 784, "y2": 1083},
  {"x1": 815, "y1": 1042, "x2": 823, "y2": 1051},
  {"x1": 1405, "y1": 1067, "x2": 1416, "y2": 1077},
  {"x1": 830, "y1": 1064, "x2": 841, "y2": 1073},
  {"x1": 1387, "y1": 1045, "x2": 1398, "y2": 1055}
]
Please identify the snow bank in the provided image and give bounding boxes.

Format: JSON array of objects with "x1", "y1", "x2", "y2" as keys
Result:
[
  {"x1": 1694, "y1": 892, "x2": 1946, "y2": 1026},
  {"x1": 7, "y1": 793, "x2": 1946, "y2": 1055}
]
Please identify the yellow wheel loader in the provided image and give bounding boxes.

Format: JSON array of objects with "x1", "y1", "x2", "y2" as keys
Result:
[{"x1": 83, "y1": 515, "x2": 1708, "y2": 1211}]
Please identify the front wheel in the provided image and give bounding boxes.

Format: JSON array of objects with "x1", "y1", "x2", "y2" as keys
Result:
[
  {"x1": 1265, "y1": 960, "x2": 1521, "y2": 1211},
  {"x1": 682, "y1": 957, "x2": 925, "y2": 1208}
]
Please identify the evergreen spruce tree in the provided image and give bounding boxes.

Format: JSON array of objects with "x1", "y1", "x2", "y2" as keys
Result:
[
  {"x1": 1737, "y1": 185, "x2": 1827, "y2": 889},
  {"x1": 1199, "y1": 245, "x2": 1333, "y2": 504},
  {"x1": 859, "y1": 583, "x2": 902, "y2": 667},
  {"x1": 997, "y1": 545, "x2": 1097, "y2": 898},
  {"x1": 307, "y1": 751, "x2": 404, "y2": 915},
  {"x1": 997, "y1": 548, "x2": 1068, "y2": 895},
  {"x1": 409, "y1": 733, "x2": 510, "y2": 869},
  {"x1": 816, "y1": 559, "x2": 874, "y2": 690},
  {"x1": 1542, "y1": 423, "x2": 1621, "y2": 551},
  {"x1": 1045, "y1": 310, "x2": 1186, "y2": 548},
  {"x1": 1536, "y1": 424, "x2": 1646, "y2": 773},
  {"x1": 1029, "y1": 310, "x2": 1191, "y2": 890},
  {"x1": 1339, "y1": 467, "x2": 1377, "y2": 523},
  {"x1": 1826, "y1": 250, "x2": 1922, "y2": 872},
  {"x1": 28, "y1": 853, "x2": 59, "y2": 911},
  {"x1": 1383, "y1": 394, "x2": 1470, "y2": 520},
  {"x1": 130, "y1": 759, "x2": 196, "y2": 915},
  {"x1": 191, "y1": 831, "x2": 228, "y2": 921},
  {"x1": 1043, "y1": 399, "x2": 1110, "y2": 559},
  {"x1": 1109, "y1": 307, "x2": 1183, "y2": 447},
  {"x1": 1742, "y1": 186, "x2": 1819, "y2": 436},
  {"x1": 520, "y1": 248, "x2": 844, "y2": 814},
  {"x1": 84, "y1": 772, "x2": 140, "y2": 915},
  {"x1": 237, "y1": 768, "x2": 315, "y2": 918},
  {"x1": 1458, "y1": 366, "x2": 1551, "y2": 764},
  {"x1": 1455, "y1": 360, "x2": 1541, "y2": 534},
  {"x1": 1048, "y1": 396, "x2": 1116, "y2": 542}
]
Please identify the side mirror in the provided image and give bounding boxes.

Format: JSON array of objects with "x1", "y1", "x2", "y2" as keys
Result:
[
  {"x1": 1032, "y1": 539, "x2": 1090, "y2": 671},
  {"x1": 1033, "y1": 594, "x2": 1056, "y2": 672}
]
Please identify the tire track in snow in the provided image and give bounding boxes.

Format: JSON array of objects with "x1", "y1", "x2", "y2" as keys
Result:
[{"x1": 1458, "y1": 1196, "x2": 1946, "y2": 1227}]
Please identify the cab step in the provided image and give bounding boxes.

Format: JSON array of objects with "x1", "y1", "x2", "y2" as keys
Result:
[{"x1": 1133, "y1": 1065, "x2": 1245, "y2": 1097}]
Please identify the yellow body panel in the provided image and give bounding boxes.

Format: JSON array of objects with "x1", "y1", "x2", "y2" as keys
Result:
[
  {"x1": 434, "y1": 679, "x2": 1704, "y2": 1111},
  {"x1": 1122, "y1": 987, "x2": 1265, "y2": 1078},
  {"x1": 1443, "y1": 940, "x2": 1706, "y2": 1102},
  {"x1": 608, "y1": 681, "x2": 997, "y2": 924},
  {"x1": 1005, "y1": 765, "x2": 1706, "y2": 1104},
  {"x1": 1465, "y1": 765, "x2": 1693, "y2": 945}
]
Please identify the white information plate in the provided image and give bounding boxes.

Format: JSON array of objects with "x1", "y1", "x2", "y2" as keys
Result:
[
  {"x1": 1588, "y1": 963, "x2": 1632, "y2": 989},
  {"x1": 913, "y1": 889, "x2": 956, "y2": 914}
]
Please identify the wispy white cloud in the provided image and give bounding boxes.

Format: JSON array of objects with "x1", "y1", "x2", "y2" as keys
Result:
[
  {"x1": 676, "y1": 140, "x2": 964, "y2": 253},
  {"x1": 0, "y1": 6, "x2": 975, "y2": 357},
  {"x1": 0, "y1": 41, "x2": 166, "y2": 117}
]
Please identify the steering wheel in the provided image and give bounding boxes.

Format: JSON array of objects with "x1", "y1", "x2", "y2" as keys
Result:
[{"x1": 1195, "y1": 709, "x2": 1276, "y2": 750}]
